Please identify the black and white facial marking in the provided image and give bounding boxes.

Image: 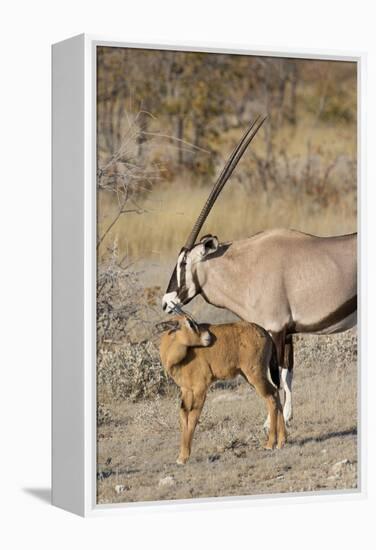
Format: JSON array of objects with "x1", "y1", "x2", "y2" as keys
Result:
[
  {"x1": 183, "y1": 317, "x2": 212, "y2": 347},
  {"x1": 162, "y1": 235, "x2": 219, "y2": 313}
]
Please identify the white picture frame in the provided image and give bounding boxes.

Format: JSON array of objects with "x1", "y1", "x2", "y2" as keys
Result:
[{"x1": 52, "y1": 34, "x2": 366, "y2": 517}]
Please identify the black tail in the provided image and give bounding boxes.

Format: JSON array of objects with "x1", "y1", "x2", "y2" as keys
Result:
[{"x1": 269, "y1": 341, "x2": 280, "y2": 388}]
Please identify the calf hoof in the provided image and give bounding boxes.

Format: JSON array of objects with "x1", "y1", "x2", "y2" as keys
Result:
[
  {"x1": 176, "y1": 456, "x2": 188, "y2": 465},
  {"x1": 277, "y1": 439, "x2": 286, "y2": 449},
  {"x1": 263, "y1": 441, "x2": 275, "y2": 450}
]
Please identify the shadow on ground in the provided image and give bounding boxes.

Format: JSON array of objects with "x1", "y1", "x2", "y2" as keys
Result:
[
  {"x1": 291, "y1": 427, "x2": 357, "y2": 447},
  {"x1": 23, "y1": 488, "x2": 51, "y2": 504}
]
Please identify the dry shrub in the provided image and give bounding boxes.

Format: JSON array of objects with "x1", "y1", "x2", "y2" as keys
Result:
[
  {"x1": 97, "y1": 240, "x2": 164, "y2": 345},
  {"x1": 294, "y1": 330, "x2": 357, "y2": 370},
  {"x1": 97, "y1": 252, "x2": 141, "y2": 344},
  {"x1": 244, "y1": 146, "x2": 356, "y2": 210},
  {"x1": 97, "y1": 340, "x2": 172, "y2": 403},
  {"x1": 97, "y1": 403, "x2": 113, "y2": 426}
]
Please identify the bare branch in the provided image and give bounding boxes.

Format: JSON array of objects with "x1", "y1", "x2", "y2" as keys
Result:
[{"x1": 142, "y1": 131, "x2": 211, "y2": 155}]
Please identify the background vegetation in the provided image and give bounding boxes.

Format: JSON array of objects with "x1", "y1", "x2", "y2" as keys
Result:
[{"x1": 97, "y1": 48, "x2": 356, "y2": 262}]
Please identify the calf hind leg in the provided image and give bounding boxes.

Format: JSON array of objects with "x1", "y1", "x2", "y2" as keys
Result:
[
  {"x1": 263, "y1": 393, "x2": 279, "y2": 449},
  {"x1": 276, "y1": 394, "x2": 287, "y2": 448},
  {"x1": 243, "y1": 368, "x2": 286, "y2": 450},
  {"x1": 261, "y1": 386, "x2": 286, "y2": 449}
]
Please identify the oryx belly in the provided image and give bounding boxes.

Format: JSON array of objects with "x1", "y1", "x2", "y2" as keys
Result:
[
  {"x1": 315, "y1": 311, "x2": 357, "y2": 335},
  {"x1": 285, "y1": 237, "x2": 357, "y2": 334}
]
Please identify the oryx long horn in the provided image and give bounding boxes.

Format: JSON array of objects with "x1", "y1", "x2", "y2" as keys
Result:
[{"x1": 184, "y1": 115, "x2": 267, "y2": 250}]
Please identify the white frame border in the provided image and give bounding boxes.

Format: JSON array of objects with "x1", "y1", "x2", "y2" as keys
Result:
[{"x1": 52, "y1": 33, "x2": 366, "y2": 517}]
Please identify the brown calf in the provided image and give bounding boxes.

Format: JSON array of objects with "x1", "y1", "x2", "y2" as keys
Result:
[{"x1": 160, "y1": 315, "x2": 286, "y2": 464}]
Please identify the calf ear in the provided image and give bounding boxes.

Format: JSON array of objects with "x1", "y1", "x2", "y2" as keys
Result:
[
  {"x1": 200, "y1": 235, "x2": 219, "y2": 257},
  {"x1": 184, "y1": 317, "x2": 196, "y2": 332}
]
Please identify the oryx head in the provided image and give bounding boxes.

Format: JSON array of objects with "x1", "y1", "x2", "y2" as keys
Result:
[
  {"x1": 162, "y1": 115, "x2": 266, "y2": 313},
  {"x1": 162, "y1": 234, "x2": 219, "y2": 312}
]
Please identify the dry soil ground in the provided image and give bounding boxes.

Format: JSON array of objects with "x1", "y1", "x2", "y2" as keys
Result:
[{"x1": 97, "y1": 329, "x2": 357, "y2": 505}]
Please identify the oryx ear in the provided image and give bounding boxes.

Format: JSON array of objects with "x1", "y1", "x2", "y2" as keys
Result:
[{"x1": 199, "y1": 235, "x2": 219, "y2": 257}]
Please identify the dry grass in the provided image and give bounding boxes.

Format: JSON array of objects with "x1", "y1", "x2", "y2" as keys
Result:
[
  {"x1": 98, "y1": 182, "x2": 356, "y2": 261},
  {"x1": 97, "y1": 329, "x2": 357, "y2": 504}
]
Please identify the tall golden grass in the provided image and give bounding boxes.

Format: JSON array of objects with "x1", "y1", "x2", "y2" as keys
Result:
[{"x1": 97, "y1": 181, "x2": 356, "y2": 262}]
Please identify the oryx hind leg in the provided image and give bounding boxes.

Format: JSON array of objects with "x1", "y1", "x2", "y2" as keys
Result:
[
  {"x1": 281, "y1": 335, "x2": 294, "y2": 425},
  {"x1": 263, "y1": 330, "x2": 286, "y2": 432}
]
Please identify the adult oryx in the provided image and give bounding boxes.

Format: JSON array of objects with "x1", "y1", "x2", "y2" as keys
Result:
[{"x1": 162, "y1": 116, "x2": 357, "y2": 425}]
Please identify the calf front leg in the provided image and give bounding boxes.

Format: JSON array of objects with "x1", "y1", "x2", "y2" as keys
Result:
[
  {"x1": 177, "y1": 388, "x2": 207, "y2": 465},
  {"x1": 177, "y1": 389, "x2": 193, "y2": 465}
]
